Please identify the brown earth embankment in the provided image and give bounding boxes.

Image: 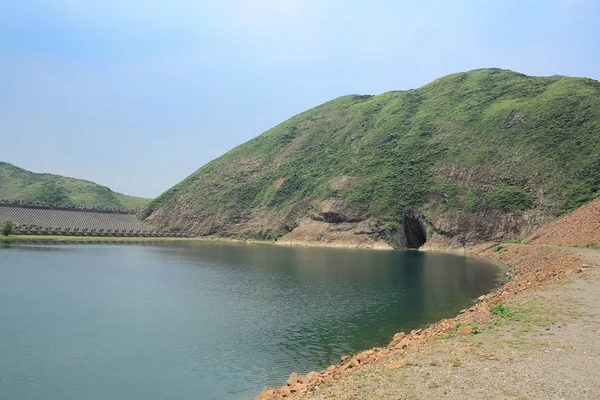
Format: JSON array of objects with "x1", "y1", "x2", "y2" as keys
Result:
[{"x1": 529, "y1": 197, "x2": 600, "y2": 247}]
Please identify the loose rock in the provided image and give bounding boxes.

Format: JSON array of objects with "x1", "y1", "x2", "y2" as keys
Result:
[{"x1": 388, "y1": 360, "x2": 407, "y2": 369}]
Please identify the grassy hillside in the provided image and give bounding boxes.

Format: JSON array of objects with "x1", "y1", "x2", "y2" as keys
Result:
[
  {"x1": 0, "y1": 162, "x2": 151, "y2": 210},
  {"x1": 114, "y1": 193, "x2": 152, "y2": 211},
  {"x1": 143, "y1": 69, "x2": 600, "y2": 245}
]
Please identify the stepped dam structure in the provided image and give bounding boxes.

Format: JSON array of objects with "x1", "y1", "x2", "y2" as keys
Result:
[{"x1": 0, "y1": 201, "x2": 187, "y2": 237}]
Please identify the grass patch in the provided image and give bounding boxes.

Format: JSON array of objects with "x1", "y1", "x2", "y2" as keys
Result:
[
  {"x1": 494, "y1": 245, "x2": 508, "y2": 254},
  {"x1": 554, "y1": 279, "x2": 574, "y2": 286},
  {"x1": 428, "y1": 379, "x2": 450, "y2": 389},
  {"x1": 439, "y1": 322, "x2": 480, "y2": 339},
  {"x1": 480, "y1": 185, "x2": 534, "y2": 211},
  {"x1": 505, "y1": 238, "x2": 532, "y2": 245},
  {"x1": 356, "y1": 370, "x2": 370, "y2": 379},
  {"x1": 489, "y1": 295, "x2": 589, "y2": 335},
  {"x1": 490, "y1": 304, "x2": 514, "y2": 320},
  {"x1": 456, "y1": 322, "x2": 480, "y2": 334}
]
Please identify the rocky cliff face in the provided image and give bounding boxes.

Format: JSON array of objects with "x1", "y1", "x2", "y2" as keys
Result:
[
  {"x1": 145, "y1": 185, "x2": 554, "y2": 250},
  {"x1": 422, "y1": 206, "x2": 552, "y2": 250},
  {"x1": 143, "y1": 69, "x2": 600, "y2": 249}
]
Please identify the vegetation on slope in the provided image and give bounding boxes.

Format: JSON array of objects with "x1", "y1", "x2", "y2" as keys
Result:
[
  {"x1": 114, "y1": 193, "x2": 152, "y2": 211},
  {"x1": 0, "y1": 162, "x2": 151, "y2": 210},
  {"x1": 2, "y1": 220, "x2": 14, "y2": 236},
  {"x1": 144, "y1": 69, "x2": 600, "y2": 242}
]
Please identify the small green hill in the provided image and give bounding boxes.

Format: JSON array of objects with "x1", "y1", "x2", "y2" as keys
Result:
[
  {"x1": 143, "y1": 69, "x2": 600, "y2": 247},
  {"x1": 0, "y1": 162, "x2": 151, "y2": 210}
]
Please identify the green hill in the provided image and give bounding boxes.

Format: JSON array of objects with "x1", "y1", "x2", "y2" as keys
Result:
[
  {"x1": 143, "y1": 69, "x2": 600, "y2": 248},
  {"x1": 0, "y1": 162, "x2": 151, "y2": 210}
]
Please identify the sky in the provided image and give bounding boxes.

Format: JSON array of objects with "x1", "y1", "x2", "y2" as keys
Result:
[{"x1": 1, "y1": 0, "x2": 599, "y2": 198}]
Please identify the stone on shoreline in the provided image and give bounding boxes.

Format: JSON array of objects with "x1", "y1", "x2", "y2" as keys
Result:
[
  {"x1": 458, "y1": 325, "x2": 473, "y2": 335},
  {"x1": 388, "y1": 332, "x2": 406, "y2": 348},
  {"x1": 388, "y1": 360, "x2": 407, "y2": 369},
  {"x1": 394, "y1": 337, "x2": 412, "y2": 349}
]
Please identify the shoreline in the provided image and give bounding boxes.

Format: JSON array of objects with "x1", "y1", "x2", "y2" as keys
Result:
[
  {"x1": 0, "y1": 234, "x2": 278, "y2": 245},
  {"x1": 0, "y1": 233, "x2": 461, "y2": 252},
  {"x1": 273, "y1": 239, "x2": 393, "y2": 251},
  {"x1": 0, "y1": 234, "x2": 400, "y2": 252},
  {"x1": 254, "y1": 242, "x2": 594, "y2": 399}
]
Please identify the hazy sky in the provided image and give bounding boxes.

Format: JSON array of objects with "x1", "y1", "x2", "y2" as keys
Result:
[{"x1": 1, "y1": 0, "x2": 598, "y2": 198}]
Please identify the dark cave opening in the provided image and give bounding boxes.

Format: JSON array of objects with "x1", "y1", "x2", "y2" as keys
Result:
[{"x1": 403, "y1": 215, "x2": 427, "y2": 249}]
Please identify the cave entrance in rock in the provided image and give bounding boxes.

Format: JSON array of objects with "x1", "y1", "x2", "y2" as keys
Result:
[{"x1": 403, "y1": 215, "x2": 427, "y2": 249}]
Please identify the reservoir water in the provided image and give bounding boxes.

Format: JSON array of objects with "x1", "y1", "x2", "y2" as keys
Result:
[{"x1": 0, "y1": 241, "x2": 502, "y2": 399}]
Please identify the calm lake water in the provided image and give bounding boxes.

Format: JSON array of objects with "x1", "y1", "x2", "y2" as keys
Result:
[{"x1": 0, "y1": 241, "x2": 502, "y2": 399}]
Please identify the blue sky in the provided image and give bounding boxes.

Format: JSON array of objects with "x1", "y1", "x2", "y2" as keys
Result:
[{"x1": 1, "y1": 0, "x2": 599, "y2": 198}]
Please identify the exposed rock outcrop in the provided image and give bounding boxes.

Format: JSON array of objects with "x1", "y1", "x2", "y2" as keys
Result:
[
  {"x1": 423, "y1": 205, "x2": 552, "y2": 250},
  {"x1": 312, "y1": 199, "x2": 365, "y2": 223}
]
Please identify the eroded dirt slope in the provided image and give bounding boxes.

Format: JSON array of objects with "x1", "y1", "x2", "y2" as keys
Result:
[{"x1": 530, "y1": 197, "x2": 600, "y2": 247}]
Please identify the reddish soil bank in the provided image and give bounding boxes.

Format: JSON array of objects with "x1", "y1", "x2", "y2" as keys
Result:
[{"x1": 529, "y1": 197, "x2": 600, "y2": 247}]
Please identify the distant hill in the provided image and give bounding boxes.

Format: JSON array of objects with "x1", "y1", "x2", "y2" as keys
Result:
[
  {"x1": 0, "y1": 162, "x2": 151, "y2": 210},
  {"x1": 142, "y1": 68, "x2": 600, "y2": 248}
]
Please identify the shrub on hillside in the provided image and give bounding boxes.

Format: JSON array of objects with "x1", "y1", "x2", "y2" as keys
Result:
[
  {"x1": 559, "y1": 179, "x2": 600, "y2": 215},
  {"x1": 481, "y1": 185, "x2": 534, "y2": 211},
  {"x1": 2, "y1": 220, "x2": 15, "y2": 236}
]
